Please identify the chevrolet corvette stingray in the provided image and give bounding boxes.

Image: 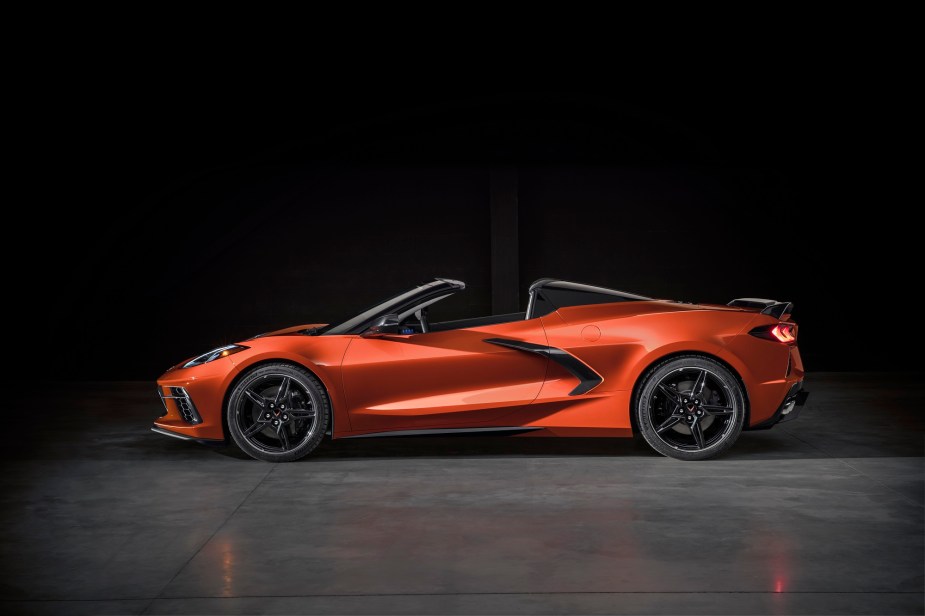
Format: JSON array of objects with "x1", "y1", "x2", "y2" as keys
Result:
[{"x1": 153, "y1": 278, "x2": 807, "y2": 461}]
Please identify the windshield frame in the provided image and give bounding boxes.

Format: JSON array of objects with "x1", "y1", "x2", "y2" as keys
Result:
[{"x1": 321, "y1": 278, "x2": 466, "y2": 335}]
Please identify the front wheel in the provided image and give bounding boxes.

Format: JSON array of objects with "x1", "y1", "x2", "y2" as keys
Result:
[
  {"x1": 635, "y1": 356, "x2": 745, "y2": 461},
  {"x1": 227, "y1": 363, "x2": 330, "y2": 462}
]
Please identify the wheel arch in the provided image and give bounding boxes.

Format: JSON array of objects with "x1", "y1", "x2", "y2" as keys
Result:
[
  {"x1": 221, "y1": 357, "x2": 336, "y2": 442},
  {"x1": 628, "y1": 350, "x2": 751, "y2": 435}
]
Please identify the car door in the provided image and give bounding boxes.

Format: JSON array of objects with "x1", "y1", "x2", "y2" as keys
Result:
[{"x1": 340, "y1": 319, "x2": 549, "y2": 432}]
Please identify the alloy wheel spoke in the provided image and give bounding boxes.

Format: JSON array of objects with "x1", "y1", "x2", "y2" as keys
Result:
[
  {"x1": 243, "y1": 419, "x2": 269, "y2": 437},
  {"x1": 656, "y1": 416, "x2": 682, "y2": 434},
  {"x1": 691, "y1": 421, "x2": 706, "y2": 449},
  {"x1": 277, "y1": 424, "x2": 290, "y2": 450},
  {"x1": 274, "y1": 377, "x2": 291, "y2": 406},
  {"x1": 657, "y1": 383, "x2": 679, "y2": 406},
  {"x1": 691, "y1": 370, "x2": 707, "y2": 397},
  {"x1": 703, "y1": 404, "x2": 733, "y2": 415},
  {"x1": 244, "y1": 389, "x2": 265, "y2": 408},
  {"x1": 288, "y1": 407, "x2": 316, "y2": 419}
]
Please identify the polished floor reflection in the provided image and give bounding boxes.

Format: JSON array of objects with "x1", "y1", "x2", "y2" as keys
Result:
[{"x1": 0, "y1": 373, "x2": 922, "y2": 615}]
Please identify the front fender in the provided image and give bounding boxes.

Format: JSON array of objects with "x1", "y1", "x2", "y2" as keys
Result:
[{"x1": 228, "y1": 336, "x2": 354, "y2": 434}]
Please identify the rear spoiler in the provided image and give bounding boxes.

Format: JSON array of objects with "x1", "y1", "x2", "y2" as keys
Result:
[{"x1": 727, "y1": 298, "x2": 793, "y2": 320}]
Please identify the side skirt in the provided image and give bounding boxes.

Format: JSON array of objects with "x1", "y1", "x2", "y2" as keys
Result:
[{"x1": 341, "y1": 426, "x2": 544, "y2": 439}]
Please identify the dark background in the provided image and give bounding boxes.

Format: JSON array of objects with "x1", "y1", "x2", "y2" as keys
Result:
[{"x1": 13, "y1": 66, "x2": 913, "y2": 379}]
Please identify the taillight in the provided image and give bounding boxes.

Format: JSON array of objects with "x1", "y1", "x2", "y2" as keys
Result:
[{"x1": 750, "y1": 322, "x2": 797, "y2": 344}]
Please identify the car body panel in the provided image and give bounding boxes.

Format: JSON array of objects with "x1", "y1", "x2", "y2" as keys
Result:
[
  {"x1": 341, "y1": 319, "x2": 549, "y2": 432},
  {"x1": 154, "y1": 279, "x2": 805, "y2": 444}
]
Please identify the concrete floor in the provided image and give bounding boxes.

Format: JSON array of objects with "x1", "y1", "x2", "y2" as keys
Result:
[{"x1": 1, "y1": 373, "x2": 922, "y2": 615}]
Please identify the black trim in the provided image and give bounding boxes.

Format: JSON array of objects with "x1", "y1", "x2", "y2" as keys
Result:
[
  {"x1": 429, "y1": 312, "x2": 526, "y2": 333},
  {"x1": 728, "y1": 297, "x2": 777, "y2": 309},
  {"x1": 323, "y1": 278, "x2": 466, "y2": 336},
  {"x1": 528, "y1": 278, "x2": 557, "y2": 293},
  {"x1": 168, "y1": 387, "x2": 203, "y2": 425},
  {"x1": 150, "y1": 425, "x2": 225, "y2": 445},
  {"x1": 779, "y1": 390, "x2": 810, "y2": 424},
  {"x1": 483, "y1": 337, "x2": 603, "y2": 396},
  {"x1": 746, "y1": 382, "x2": 808, "y2": 430},
  {"x1": 727, "y1": 298, "x2": 793, "y2": 319},
  {"x1": 761, "y1": 301, "x2": 793, "y2": 319},
  {"x1": 526, "y1": 279, "x2": 652, "y2": 319},
  {"x1": 342, "y1": 426, "x2": 543, "y2": 439},
  {"x1": 528, "y1": 279, "x2": 652, "y2": 300}
]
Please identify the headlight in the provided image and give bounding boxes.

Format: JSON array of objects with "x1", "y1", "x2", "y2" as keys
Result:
[{"x1": 183, "y1": 344, "x2": 248, "y2": 368}]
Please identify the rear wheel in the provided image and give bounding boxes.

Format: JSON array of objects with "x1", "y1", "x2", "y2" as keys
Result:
[
  {"x1": 227, "y1": 363, "x2": 329, "y2": 462},
  {"x1": 635, "y1": 356, "x2": 745, "y2": 461}
]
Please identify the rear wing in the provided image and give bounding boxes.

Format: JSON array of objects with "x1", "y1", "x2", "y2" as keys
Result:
[{"x1": 728, "y1": 298, "x2": 793, "y2": 320}]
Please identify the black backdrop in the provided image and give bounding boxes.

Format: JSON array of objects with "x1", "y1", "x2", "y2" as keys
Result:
[{"x1": 14, "y1": 84, "x2": 912, "y2": 379}]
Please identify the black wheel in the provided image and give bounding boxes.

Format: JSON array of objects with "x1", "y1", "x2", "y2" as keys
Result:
[
  {"x1": 635, "y1": 355, "x2": 745, "y2": 461},
  {"x1": 226, "y1": 363, "x2": 329, "y2": 462}
]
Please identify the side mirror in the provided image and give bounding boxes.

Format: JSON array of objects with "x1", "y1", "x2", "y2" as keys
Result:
[{"x1": 362, "y1": 314, "x2": 403, "y2": 338}]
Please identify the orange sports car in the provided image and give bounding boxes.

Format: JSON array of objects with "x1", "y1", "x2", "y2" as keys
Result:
[{"x1": 153, "y1": 278, "x2": 807, "y2": 461}]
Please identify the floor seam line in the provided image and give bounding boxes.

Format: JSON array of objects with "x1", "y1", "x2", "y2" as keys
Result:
[
  {"x1": 780, "y1": 426, "x2": 923, "y2": 508},
  {"x1": 13, "y1": 590, "x2": 921, "y2": 602},
  {"x1": 97, "y1": 590, "x2": 925, "y2": 601},
  {"x1": 139, "y1": 463, "x2": 278, "y2": 615}
]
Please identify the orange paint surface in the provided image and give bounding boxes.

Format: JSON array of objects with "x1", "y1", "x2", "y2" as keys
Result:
[{"x1": 155, "y1": 298, "x2": 802, "y2": 441}]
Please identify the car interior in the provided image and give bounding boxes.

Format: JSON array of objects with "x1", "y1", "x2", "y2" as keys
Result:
[
  {"x1": 395, "y1": 296, "x2": 526, "y2": 334},
  {"x1": 383, "y1": 279, "x2": 649, "y2": 335}
]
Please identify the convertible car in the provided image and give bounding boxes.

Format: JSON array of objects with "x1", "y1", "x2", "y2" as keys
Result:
[{"x1": 153, "y1": 278, "x2": 807, "y2": 461}]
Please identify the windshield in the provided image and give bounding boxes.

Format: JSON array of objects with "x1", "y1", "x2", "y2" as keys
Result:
[{"x1": 321, "y1": 278, "x2": 465, "y2": 335}]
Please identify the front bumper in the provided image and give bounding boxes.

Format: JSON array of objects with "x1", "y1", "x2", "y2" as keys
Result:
[
  {"x1": 152, "y1": 382, "x2": 225, "y2": 443},
  {"x1": 151, "y1": 425, "x2": 223, "y2": 444},
  {"x1": 748, "y1": 381, "x2": 809, "y2": 430},
  {"x1": 157, "y1": 386, "x2": 203, "y2": 424},
  {"x1": 152, "y1": 360, "x2": 237, "y2": 441}
]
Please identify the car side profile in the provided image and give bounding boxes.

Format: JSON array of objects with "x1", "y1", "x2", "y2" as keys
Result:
[{"x1": 153, "y1": 278, "x2": 807, "y2": 461}]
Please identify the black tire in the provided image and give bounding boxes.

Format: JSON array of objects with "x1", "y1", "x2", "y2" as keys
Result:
[
  {"x1": 226, "y1": 363, "x2": 330, "y2": 462},
  {"x1": 634, "y1": 355, "x2": 745, "y2": 461}
]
